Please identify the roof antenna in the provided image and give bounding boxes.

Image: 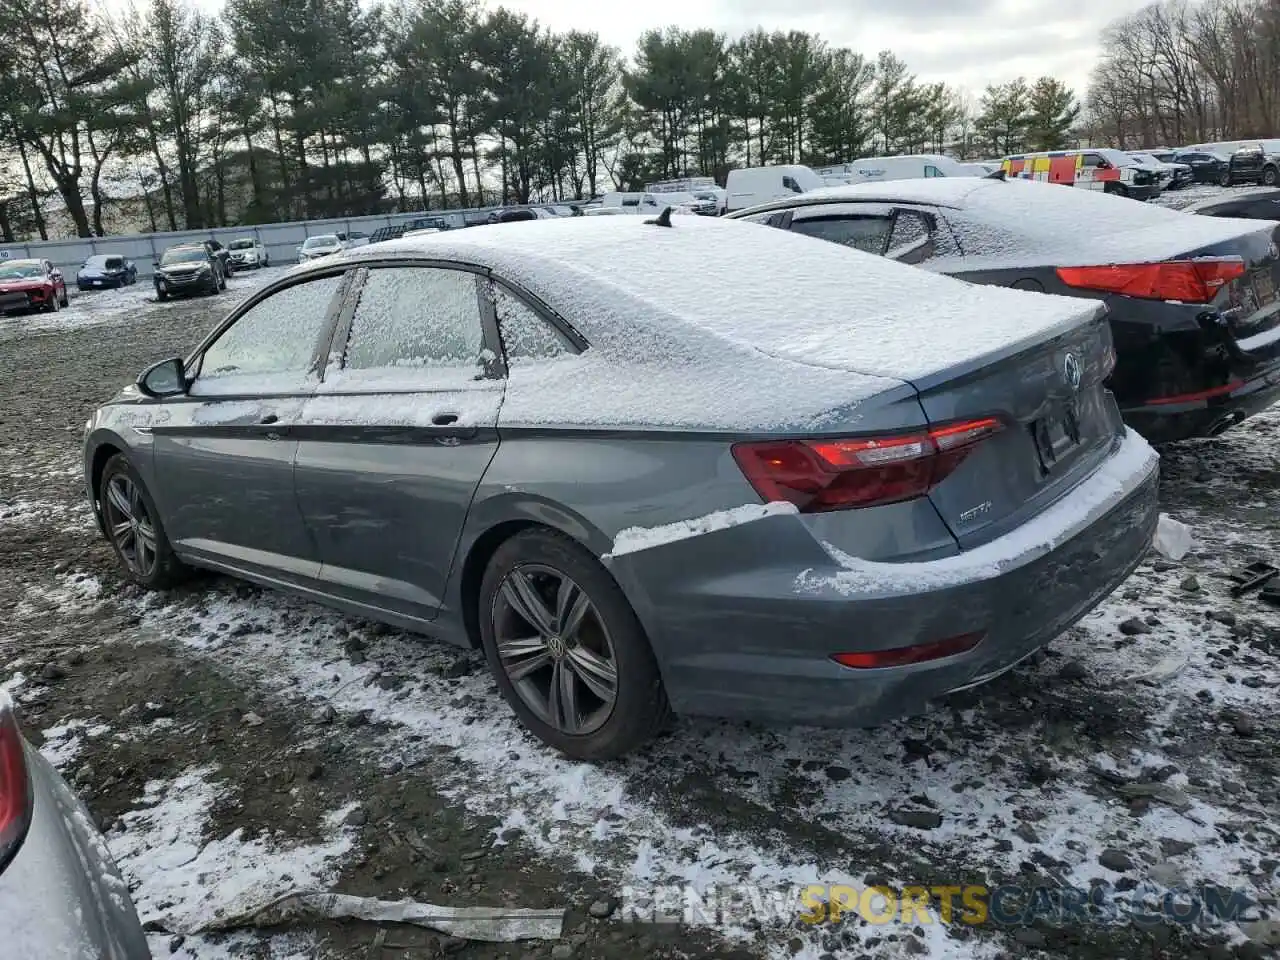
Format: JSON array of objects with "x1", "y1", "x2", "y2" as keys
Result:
[
  {"x1": 984, "y1": 168, "x2": 1007, "y2": 180},
  {"x1": 644, "y1": 206, "x2": 674, "y2": 227}
]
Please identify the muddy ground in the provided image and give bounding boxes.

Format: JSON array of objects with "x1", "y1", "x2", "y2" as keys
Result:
[{"x1": 0, "y1": 263, "x2": 1277, "y2": 960}]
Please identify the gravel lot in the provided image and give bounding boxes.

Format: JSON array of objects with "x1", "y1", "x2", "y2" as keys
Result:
[{"x1": 1, "y1": 214, "x2": 1278, "y2": 960}]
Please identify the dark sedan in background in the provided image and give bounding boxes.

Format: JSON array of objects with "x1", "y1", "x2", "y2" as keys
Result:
[
  {"x1": 729, "y1": 177, "x2": 1280, "y2": 443},
  {"x1": 1171, "y1": 149, "x2": 1233, "y2": 185},
  {"x1": 0, "y1": 692, "x2": 149, "y2": 958},
  {"x1": 77, "y1": 255, "x2": 138, "y2": 291}
]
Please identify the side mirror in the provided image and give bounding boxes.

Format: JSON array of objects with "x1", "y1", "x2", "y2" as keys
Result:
[{"x1": 137, "y1": 357, "x2": 188, "y2": 398}]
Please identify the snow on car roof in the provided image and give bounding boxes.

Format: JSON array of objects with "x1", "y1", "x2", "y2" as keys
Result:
[
  {"x1": 349, "y1": 215, "x2": 1096, "y2": 386},
  {"x1": 803, "y1": 178, "x2": 1269, "y2": 266}
]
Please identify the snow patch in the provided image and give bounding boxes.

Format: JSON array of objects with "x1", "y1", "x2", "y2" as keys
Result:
[
  {"x1": 39, "y1": 718, "x2": 111, "y2": 768},
  {"x1": 607, "y1": 502, "x2": 799, "y2": 558},
  {"x1": 109, "y1": 765, "x2": 356, "y2": 936}
]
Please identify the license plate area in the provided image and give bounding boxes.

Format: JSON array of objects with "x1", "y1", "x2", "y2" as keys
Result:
[{"x1": 1031, "y1": 403, "x2": 1081, "y2": 474}]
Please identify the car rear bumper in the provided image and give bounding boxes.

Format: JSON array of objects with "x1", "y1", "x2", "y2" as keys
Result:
[
  {"x1": 611, "y1": 431, "x2": 1159, "y2": 726},
  {"x1": 1123, "y1": 359, "x2": 1280, "y2": 442}
]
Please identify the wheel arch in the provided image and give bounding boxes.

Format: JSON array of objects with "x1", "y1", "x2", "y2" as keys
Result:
[{"x1": 451, "y1": 494, "x2": 643, "y2": 650}]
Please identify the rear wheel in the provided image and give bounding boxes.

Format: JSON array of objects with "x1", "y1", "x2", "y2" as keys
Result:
[
  {"x1": 479, "y1": 528, "x2": 670, "y2": 760},
  {"x1": 99, "y1": 454, "x2": 189, "y2": 589}
]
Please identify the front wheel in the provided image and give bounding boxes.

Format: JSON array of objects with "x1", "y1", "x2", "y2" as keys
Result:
[
  {"x1": 44, "y1": 293, "x2": 59, "y2": 313},
  {"x1": 1104, "y1": 182, "x2": 1128, "y2": 198},
  {"x1": 156, "y1": 288, "x2": 168, "y2": 302},
  {"x1": 99, "y1": 454, "x2": 189, "y2": 589},
  {"x1": 479, "y1": 529, "x2": 670, "y2": 760},
  {"x1": 1219, "y1": 171, "x2": 1232, "y2": 187}
]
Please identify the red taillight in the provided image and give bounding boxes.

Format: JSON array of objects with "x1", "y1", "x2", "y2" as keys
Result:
[
  {"x1": 0, "y1": 694, "x2": 32, "y2": 872},
  {"x1": 831, "y1": 632, "x2": 985, "y2": 668},
  {"x1": 731, "y1": 418, "x2": 1002, "y2": 513},
  {"x1": 1056, "y1": 258, "x2": 1246, "y2": 303}
]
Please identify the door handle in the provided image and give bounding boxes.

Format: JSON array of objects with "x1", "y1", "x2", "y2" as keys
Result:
[
  {"x1": 432, "y1": 413, "x2": 459, "y2": 426},
  {"x1": 259, "y1": 414, "x2": 279, "y2": 425}
]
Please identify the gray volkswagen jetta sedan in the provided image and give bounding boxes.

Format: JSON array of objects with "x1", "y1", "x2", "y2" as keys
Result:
[
  {"x1": 83, "y1": 216, "x2": 1159, "y2": 759},
  {"x1": 0, "y1": 692, "x2": 150, "y2": 957}
]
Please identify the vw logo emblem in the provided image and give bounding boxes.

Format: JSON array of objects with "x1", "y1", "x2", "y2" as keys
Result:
[
  {"x1": 1062, "y1": 353, "x2": 1082, "y2": 391},
  {"x1": 545, "y1": 635, "x2": 567, "y2": 659}
]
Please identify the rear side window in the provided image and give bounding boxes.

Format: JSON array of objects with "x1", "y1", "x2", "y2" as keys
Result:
[
  {"x1": 782, "y1": 176, "x2": 802, "y2": 192},
  {"x1": 194, "y1": 274, "x2": 344, "y2": 391},
  {"x1": 886, "y1": 211, "x2": 934, "y2": 263},
  {"x1": 924, "y1": 165, "x2": 943, "y2": 178},
  {"x1": 344, "y1": 266, "x2": 483, "y2": 370},
  {"x1": 790, "y1": 215, "x2": 893, "y2": 255},
  {"x1": 490, "y1": 283, "x2": 574, "y2": 363}
]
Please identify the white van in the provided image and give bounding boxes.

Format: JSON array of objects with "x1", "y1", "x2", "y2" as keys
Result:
[
  {"x1": 843, "y1": 154, "x2": 972, "y2": 183},
  {"x1": 601, "y1": 192, "x2": 644, "y2": 213},
  {"x1": 724, "y1": 165, "x2": 825, "y2": 212}
]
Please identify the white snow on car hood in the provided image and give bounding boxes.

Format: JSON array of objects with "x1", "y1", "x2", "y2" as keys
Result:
[{"x1": 352, "y1": 216, "x2": 1104, "y2": 386}]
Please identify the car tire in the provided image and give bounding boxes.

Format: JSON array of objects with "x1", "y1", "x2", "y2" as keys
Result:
[
  {"x1": 1219, "y1": 172, "x2": 1232, "y2": 187},
  {"x1": 98, "y1": 454, "x2": 189, "y2": 590},
  {"x1": 1104, "y1": 182, "x2": 1128, "y2": 198},
  {"x1": 44, "y1": 292, "x2": 58, "y2": 313},
  {"x1": 60, "y1": 289, "x2": 68, "y2": 307},
  {"x1": 156, "y1": 288, "x2": 168, "y2": 302},
  {"x1": 478, "y1": 528, "x2": 670, "y2": 760},
  {"x1": 1265, "y1": 168, "x2": 1279, "y2": 186}
]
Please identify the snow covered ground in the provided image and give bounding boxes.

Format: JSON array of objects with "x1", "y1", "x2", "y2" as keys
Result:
[{"x1": 0, "y1": 235, "x2": 1276, "y2": 960}]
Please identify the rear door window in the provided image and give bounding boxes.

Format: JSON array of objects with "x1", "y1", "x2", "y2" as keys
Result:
[
  {"x1": 341, "y1": 266, "x2": 485, "y2": 378},
  {"x1": 924, "y1": 165, "x2": 943, "y2": 178},
  {"x1": 488, "y1": 282, "x2": 575, "y2": 364},
  {"x1": 790, "y1": 215, "x2": 894, "y2": 255},
  {"x1": 886, "y1": 211, "x2": 936, "y2": 263},
  {"x1": 782, "y1": 176, "x2": 802, "y2": 192}
]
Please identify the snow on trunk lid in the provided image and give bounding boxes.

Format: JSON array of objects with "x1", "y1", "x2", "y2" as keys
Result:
[{"x1": 913, "y1": 310, "x2": 1124, "y2": 548}]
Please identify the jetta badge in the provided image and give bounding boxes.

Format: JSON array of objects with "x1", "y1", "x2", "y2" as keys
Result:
[{"x1": 1062, "y1": 352, "x2": 1082, "y2": 392}]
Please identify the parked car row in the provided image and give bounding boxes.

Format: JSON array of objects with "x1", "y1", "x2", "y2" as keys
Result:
[{"x1": 82, "y1": 174, "x2": 1279, "y2": 768}]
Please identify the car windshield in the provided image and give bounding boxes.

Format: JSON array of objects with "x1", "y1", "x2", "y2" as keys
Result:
[
  {"x1": 228, "y1": 239, "x2": 254, "y2": 250},
  {"x1": 0, "y1": 262, "x2": 42, "y2": 279},
  {"x1": 303, "y1": 236, "x2": 339, "y2": 249},
  {"x1": 161, "y1": 248, "x2": 207, "y2": 264},
  {"x1": 1100, "y1": 149, "x2": 1136, "y2": 167},
  {"x1": 1130, "y1": 154, "x2": 1156, "y2": 164}
]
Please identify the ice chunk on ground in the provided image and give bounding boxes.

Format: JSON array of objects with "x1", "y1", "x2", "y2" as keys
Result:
[{"x1": 1152, "y1": 513, "x2": 1194, "y2": 560}]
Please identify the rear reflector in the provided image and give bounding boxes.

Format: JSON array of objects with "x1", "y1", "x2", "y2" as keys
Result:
[
  {"x1": 732, "y1": 418, "x2": 1002, "y2": 512},
  {"x1": 831, "y1": 632, "x2": 985, "y2": 669},
  {"x1": 1144, "y1": 379, "x2": 1245, "y2": 406},
  {"x1": 0, "y1": 693, "x2": 31, "y2": 872},
  {"x1": 1056, "y1": 258, "x2": 1246, "y2": 304}
]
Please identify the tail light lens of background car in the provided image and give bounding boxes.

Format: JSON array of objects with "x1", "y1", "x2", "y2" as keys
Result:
[
  {"x1": 1056, "y1": 258, "x2": 1246, "y2": 304},
  {"x1": 731, "y1": 418, "x2": 1003, "y2": 512},
  {"x1": 0, "y1": 693, "x2": 32, "y2": 873}
]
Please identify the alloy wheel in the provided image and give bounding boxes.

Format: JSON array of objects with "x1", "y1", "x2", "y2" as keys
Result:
[
  {"x1": 492, "y1": 564, "x2": 619, "y2": 735},
  {"x1": 102, "y1": 474, "x2": 158, "y2": 577}
]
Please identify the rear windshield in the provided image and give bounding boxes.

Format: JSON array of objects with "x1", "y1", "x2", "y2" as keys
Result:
[{"x1": 942, "y1": 180, "x2": 1212, "y2": 258}]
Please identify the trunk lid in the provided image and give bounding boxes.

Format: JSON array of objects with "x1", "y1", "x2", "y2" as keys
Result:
[
  {"x1": 1211, "y1": 223, "x2": 1280, "y2": 364},
  {"x1": 911, "y1": 309, "x2": 1123, "y2": 548}
]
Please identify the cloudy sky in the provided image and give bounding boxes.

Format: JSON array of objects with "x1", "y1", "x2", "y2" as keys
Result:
[{"x1": 178, "y1": 0, "x2": 1150, "y2": 100}]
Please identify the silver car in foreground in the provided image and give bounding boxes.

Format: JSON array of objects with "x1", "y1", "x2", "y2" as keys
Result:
[
  {"x1": 0, "y1": 693, "x2": 149, "y2": 957},
  {"x1": 83, "y1": 216, "x2": 1159, "y2": 759}
]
